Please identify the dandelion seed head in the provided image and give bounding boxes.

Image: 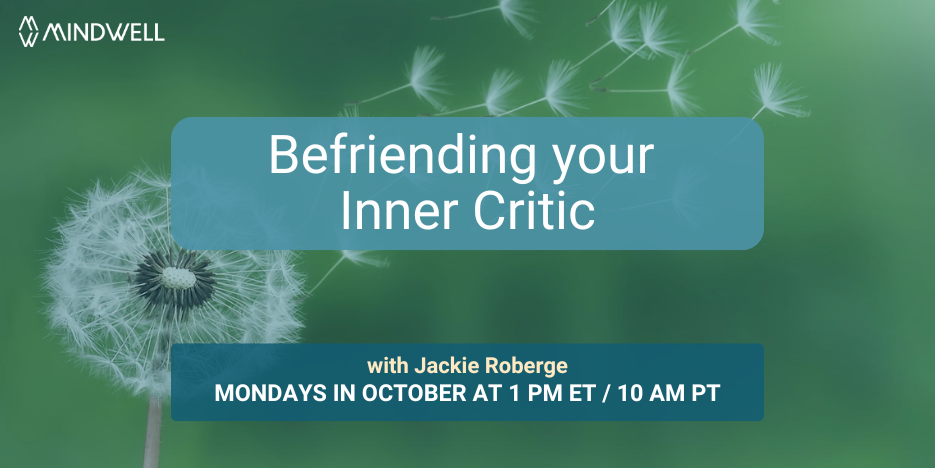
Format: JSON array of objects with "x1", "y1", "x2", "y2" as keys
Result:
[
  {"x1": 736, "y1": 0, "x2": 779, "y2": 46},
  {"x1": 607, "y1": 1, "x2": 640, "y2": 53},
  {"x1": 754, "y1": 63, "x2": 810, "y2": 118},
  {"x1": 484, "y1": 69, "x2": 523, "y2": 116},
  {"x1": 407, "y1": 46, "x2": 447, "y2": 111},
  {"x1": 499, "y1": 0, "x2": 536, "y2": 39},
  {"x1": 667, "y1": 56, "x2": 701, "y2": 116},
  {"x1": 640, "y1": 3, "x2": 679, "y2": 58},
  {"x1": 544, "y1": 60, "x2": 584, "y2": 117},
  {"x1": 44, "y1": 171, "x2": 305, "y2": 398}
]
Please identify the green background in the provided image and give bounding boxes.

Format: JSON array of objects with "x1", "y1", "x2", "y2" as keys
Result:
[{"x1": 1, "y1": 0, "x2": 933, "y2": 466}]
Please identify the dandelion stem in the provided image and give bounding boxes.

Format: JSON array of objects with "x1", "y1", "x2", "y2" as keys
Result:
[
  {"x1": 309, "y1": 256, "x2": 345, "y2": 296},
  {"x1": 688, "y1": 24, "x2": 739, "y2": 55},
  {"x1": 432, "y1": 103, "x2": 487, "y2": 116},
  {"x1": 592, "y1": 44, "x2": 645, "y2": 85},
  {"x1": 431, "y1": 6, "x2": 500, "y2": 21},
  {"x1": 575, "y1": 41, "x2": 613, "y2": 68},
  {"x1": 752, "y1": 105, "x2": 767, "y2": 120},
  {"x1": 586, "y1": 0, "x2": 616, "y2": 27},
  {"x1": 142, "y1": 396, "x2": 162, "y2": 468},
  {"x1": 347, "y1": 83, "x2": 412, "y2": 106},
  {"x1": 496, "y1": 97, "x2": 547, "y2": 117}
]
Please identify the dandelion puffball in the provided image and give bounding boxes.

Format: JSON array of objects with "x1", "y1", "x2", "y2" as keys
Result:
[
  {"x1": 753, "y1": 63, "x2": 809, "y2": 119},
  {"x1": 44, "y1": 171, "x2": 305, "y2": 398}
]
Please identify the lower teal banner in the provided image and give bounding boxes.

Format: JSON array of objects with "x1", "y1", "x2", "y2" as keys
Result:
[{"x1": 171, "y1": 344, "x2": 764, "y2": 421}]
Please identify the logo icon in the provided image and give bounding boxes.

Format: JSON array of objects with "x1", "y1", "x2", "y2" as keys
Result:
[{"x1": 19, "y1": 16, "x2": 38, "y2": 47}]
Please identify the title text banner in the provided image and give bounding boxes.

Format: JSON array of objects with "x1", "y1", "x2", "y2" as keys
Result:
[{"x1": 171, "y1": 117, "x2": 763, "y2": 250}]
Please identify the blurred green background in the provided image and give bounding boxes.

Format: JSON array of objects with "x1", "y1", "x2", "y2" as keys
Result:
[{"x1": 2, "y1": 0, "x2": 933, "y2": 466}]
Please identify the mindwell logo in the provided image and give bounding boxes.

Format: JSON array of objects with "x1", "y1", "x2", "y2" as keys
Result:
[
  {"x1": 18, "y1": 16, "x2": 165, "y2": 47},
  {"x1": 19, "y1": 16, "x2": 38, "y2": 47}
]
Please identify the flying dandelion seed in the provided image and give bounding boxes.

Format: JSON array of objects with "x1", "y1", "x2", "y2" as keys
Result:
[
  {"x1": 346, "y1": 46, "x2": 447, "y2": 111},
  {"x1": 752, "y1": 62, "x2": 809, "y2": 119},
  {"x1": 496, "y1": 60, "x2": 583, "y2": 117},
  {"x1": 338, "y1": 104, "x2": 359, "y2": 117},
  {"x1": 592, "y1": 3, "x2": 679, "y2": 85},
  {"x1": 576, "y1": 1, "x2": 640, "y2": 67},
  {"x1": 341, "y1": 250, "x2": 389, "y2": 268},
  {"x1": 429, "y1": 69, "x2": 522, "y2": 116},
  {"x1": 664, "y1": 57, "x2": 701, "y2": 116},
  {"x1": 670, "y1": 165, "x2": 707, "y2": 227},
  {"x1": 612, "y1": 164, "x2": 706, "y2": 227},
  {"x1": 44, "y1": 171, "x2": 306, "y2": 467},
  {"x1": 689, "y1": 0, "x2": 779, "y2": 55},
  {"x1": 432, "y1": 0, "x2": 535, "y2": 39},
  {"x1": 595, "y1": 56, "x2": 700, "y2": 116},
  {"x1": 308, "y1": 251, "x2": 388, "y2": 298},
  {"x1": 586, "y1": 0, "x2": 617, "y2": 27}
]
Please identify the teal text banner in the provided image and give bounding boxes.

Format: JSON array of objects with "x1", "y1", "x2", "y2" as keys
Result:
[{"x1": 171, "y1": 344, "x2": 765, "y2": 421}]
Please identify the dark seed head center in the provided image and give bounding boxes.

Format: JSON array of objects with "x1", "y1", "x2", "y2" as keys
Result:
[{"x1": 134, "y1": 249, "x2": 216, "y2": 315}]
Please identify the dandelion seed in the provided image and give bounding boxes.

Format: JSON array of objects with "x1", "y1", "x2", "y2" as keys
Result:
[
  {"x1": 308, "y1": 251, "x2": 388, "y2": 297},
  {"x1": 595, "y1": 56, "x2": 700, "y2": 116},
  {"x1": 432, "y1": 0, "x2": 535, "y2": 39},
  {"x1": 482, "y1": 69, "x2": 523, "y2": 116},
  {"x1": 612, "y1": 164, "x2": 706, "y2": 227},
  {"x1": 44, "y1": 170, "x2": 305, "y2": 467},
  {"x1": 586, "y1": 0, "x2": 617, "y2": 27},
  {"x1": 496, "y1": 60, "x2": 583, "y2": 117},
  {"x1": 576, "y1": 2, "x2": 640, "y2": 67},
  {"x1": 346, "y1": 46, "x2": 447, "y2": 111},
  {"x1": 670, "y1": 165, "x2": 707, "y2": 227},
  {"x1": 338, "y1": 104, "x2": 359, "y2": 117},
  {"x1": 639, "y1": 3, "x2": 679, "y2": 56},
  {"x1": 752, "y1": 63, "x2": 809, "y2": 119},
  {"x1": 430, "y1": 69, "x2": 522, "y2": 116},
  {"x1": 689, "y1": 0, "x2": 778, "y2": 55},
  {"x1": 664, "y1": 57, "x2": 701, "y2": 116},
  {"x1": 341, "y1": 250, "x2": 389, "y2": 268},
  {"x1": 592, "y1": 3, "x2": 678, "y2": 85}
]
